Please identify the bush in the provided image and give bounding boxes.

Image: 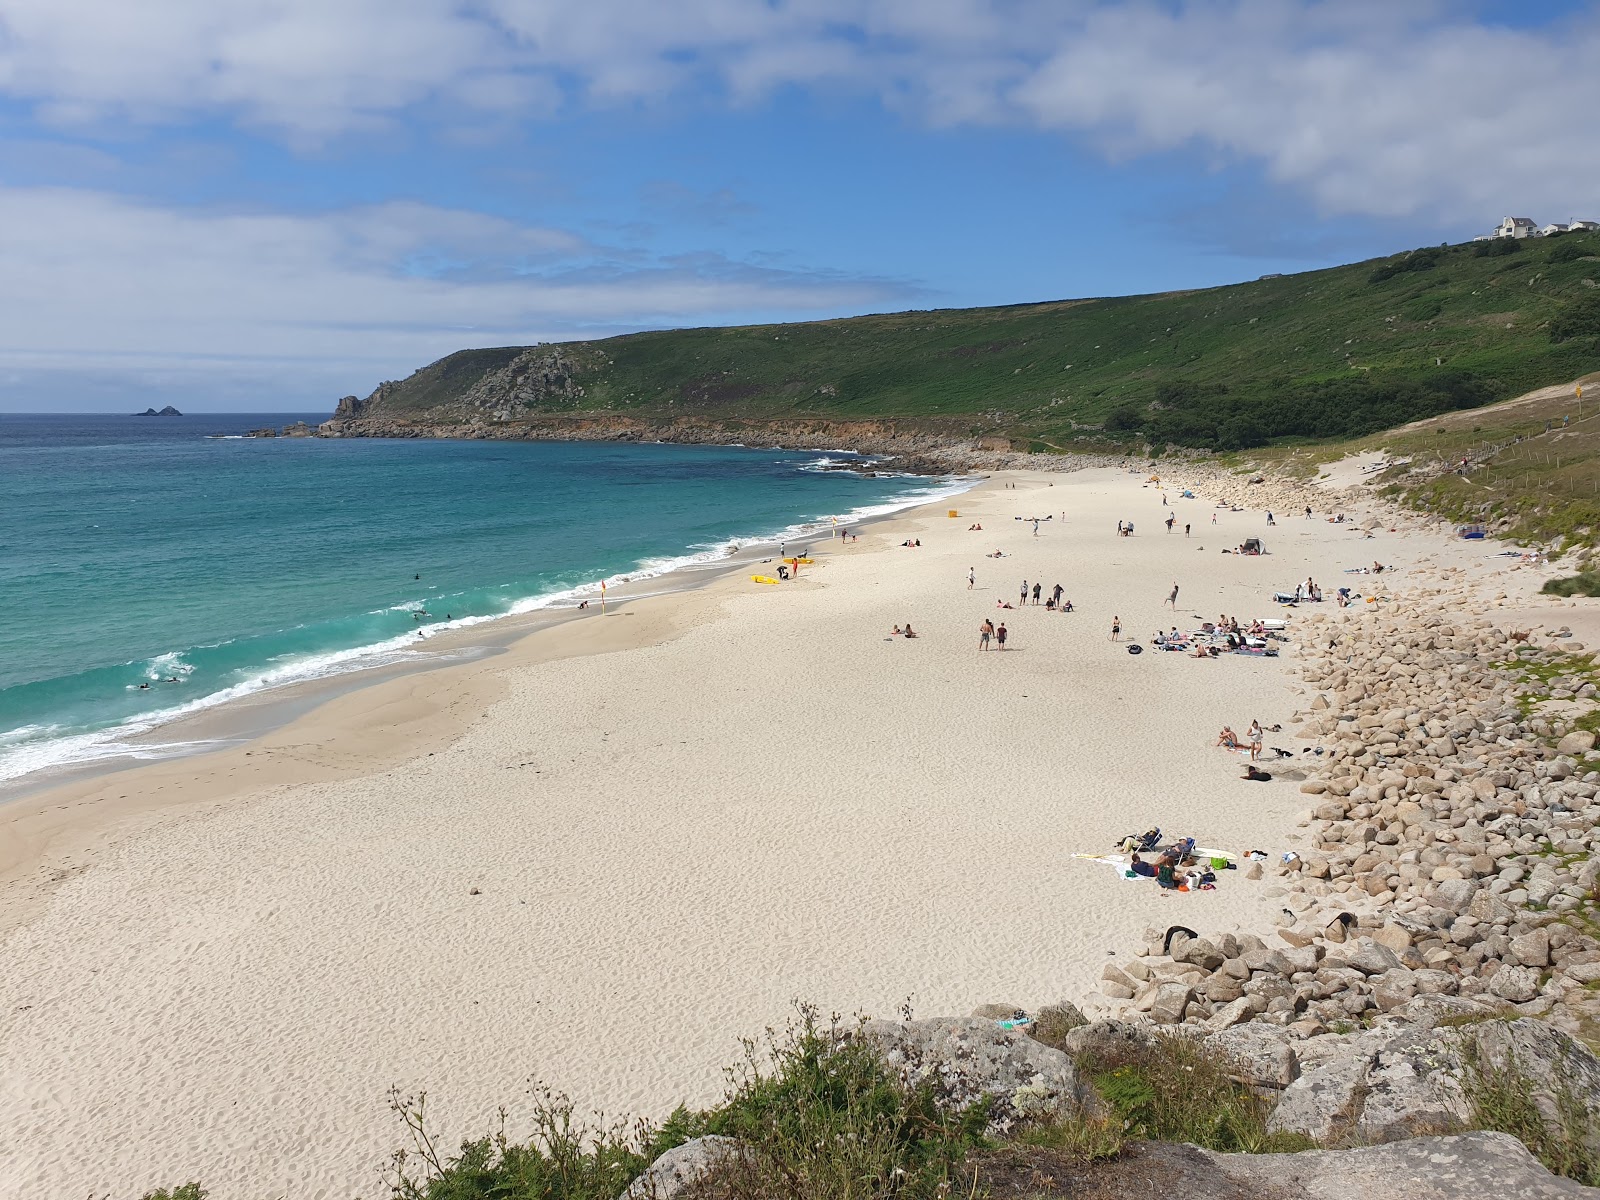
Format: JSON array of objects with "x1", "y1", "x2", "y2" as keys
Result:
[
  {"x1": 1474, "y1": 238, "x2": 1524, "y2": 258},
  {"x1": 1103, "y1": 404, "x2": 1145, "y2": 432},
  {"x1": 1550, "y1": 240, "x2": 1595, "y2": 263},
  {"x1": 384, "y1": 1089, "x2": 648, "y2": 1200},
  {"x1": 1461, "y1": 1035, "x2": 1600, "y2": 1185},
  {"x1": 1369, "y1": 246, "x2": 1445, "y2": 282},
  {"x1": 139, "y1": 1188, "x2": 205, "y2": 1200},
  {"x1": 684, "y1": 1008, "x2": 987, "y2": 1200},
  {"x1": 1542, "y1": 572, "x2": 1600, "y2": 597},
  {"x1": 1550, "y1": 293, "x2": 1600, "y2": 343},
  {"x1": 1074, "y1": 1030, "x2": 1314, "y2": 1155},
  {"x1": 385, "y1": 1008, "x2": 986, "y2": 1200}
]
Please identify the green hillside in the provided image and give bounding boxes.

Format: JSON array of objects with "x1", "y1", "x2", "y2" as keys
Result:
[{"x1": 354, "y1": 232, "x2": 1600, "y2": 450}]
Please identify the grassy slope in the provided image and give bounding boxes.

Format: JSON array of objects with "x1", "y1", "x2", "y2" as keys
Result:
[{"x1": 368, "y1": 232, "x2": 1600, "y2": 445}]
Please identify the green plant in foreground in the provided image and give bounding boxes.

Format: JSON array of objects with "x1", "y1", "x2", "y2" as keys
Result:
[
  {"x1": 383, "y1": 1007, "x2": 986, "y2": 1200},
  {"x1": 384, "y1": 1088, "x2": 648, "y2": 1200},
  {"x1": 138, "y1": 1187, "x2": 206, "y2": 1200},
  {"x1": 1078, "y1": 1030, "x2": 1313, "y2": 1155},
  {"x1": 681, "y1": 1007, "x2": 987, "y2": 1200},
  {"x1": 1460, "y1": 1035, "x2": 1600, "y2": 1185}
]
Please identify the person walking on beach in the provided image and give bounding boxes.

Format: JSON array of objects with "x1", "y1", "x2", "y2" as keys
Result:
[
  {"x1": 1184, "y1": 523, "x2": 1191, "y2": 537},
  {"x1": 1032, "y1": 582, "x2": 1042, "y2": 605},
  {"x1": 1266, "y1": 511, "x2": 1275, "y2": 526},
  {"x1": 1247, "y1": 719, "x2": 1264, "y2": 762},
  {"x1": 1211, "y1": 512, "x2": 1217, "y2": 524},
  {"x1": 979, "y1": 619, "x2": 993, "y2": 650},
  {"x1": 968, "y1": 567, "x2": 975, "y2": 590},
  {"x1": 1167, "y1": 583, "x2": 1179, "y2": 609},
  {"x1": 1051, "y1": 582, "x2": 1063, "y2": 607},
  {"x1": 1110, "y1": 615, "x2": 1121, "y2": 642},
  {"x1": 1165, "y1": 514, "x2": 1175, "y2": 533},
  {"x1": 996, "y1": 622, "x2": 1008, "y2": 650},
  {"x1": 1116, "y1": 520, "x2": 1124, "y2": 536},
  {"x1": 1020, "y1": 580, "x2": 1028, "y2": 606}
]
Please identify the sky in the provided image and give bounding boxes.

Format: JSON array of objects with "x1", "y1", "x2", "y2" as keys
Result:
[{"x1": 2, "y1": 0, "x2": 1599, "y2": 413}]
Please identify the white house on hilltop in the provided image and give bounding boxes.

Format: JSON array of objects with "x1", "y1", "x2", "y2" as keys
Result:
[{"x1": 1481, "y1": 215, "x2": 1600, "y2": 240}]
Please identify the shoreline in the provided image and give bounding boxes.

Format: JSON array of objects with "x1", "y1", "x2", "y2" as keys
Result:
[
  {"x1": 0, "y1": 472, "x2": 985, "y2": 933},
  {"x1": 0, "y1": 464, "x2": 979, "y2": 803},
  {"x1": 1, "y1": 462, "x2": 1591, "y2": 1200}
]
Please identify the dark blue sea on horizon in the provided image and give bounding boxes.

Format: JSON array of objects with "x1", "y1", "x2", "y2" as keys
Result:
[{"x1": 0, "y1": 413, "x2": 966, "y2": 783}]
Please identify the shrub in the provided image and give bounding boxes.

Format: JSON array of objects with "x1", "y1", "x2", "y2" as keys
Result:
[
  {"x1": 139, "y1": 1188, "x2": 206, "y2": 1200},
  {"x1": 1550, "y1": 293, "x2": 1600, "y2": 343},
  {"x1": 1074, "y1": 1030, "x2": 1314, "y2": 1155},
  {"x1": 685, "y1": 1008, "x2": 987, "y2": 1200},
  {"x1": 385, "y1": 1008, "x2": 987, "y2": 1200},
  {"x1": 1026, "y1": 1004, "x2": 1089, "y2": 1054},
  {"x1": 1103, "y1": 404, "x2": 1145, "y2": 432},
  {"x1": 1542, "y1": 572, "x2": 1600, "y2": 597},
  {"x1": 1370, "y1": 246, "x2": 1445, "y2": 282},
  {"x1": 1474, "y1": 238, "x2": 1524, "y2": 258},
  {"x1": 1550, "y1": 239, "x2": 1597, "y2": 263},
  {"x1": 1460, "y1": 1035, "x2": 1600, "y2": 1185},
  {"x1": 384, "y1": 1089, "x2": 648, "y2": 1200}
]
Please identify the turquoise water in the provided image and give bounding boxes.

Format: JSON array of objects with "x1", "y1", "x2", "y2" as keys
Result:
[{"x1": 0, "y1": 415, "x2": 965, "y2": 784}]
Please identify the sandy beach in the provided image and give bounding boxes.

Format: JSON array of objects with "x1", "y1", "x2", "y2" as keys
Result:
[{"x1": 0, "y1": 465, "x2": 1575, "y2": 1200}]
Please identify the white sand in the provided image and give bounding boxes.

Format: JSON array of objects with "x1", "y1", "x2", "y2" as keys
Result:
[{"x1": 0, "y1": 467, "x2": 1564, "y2": 1199}]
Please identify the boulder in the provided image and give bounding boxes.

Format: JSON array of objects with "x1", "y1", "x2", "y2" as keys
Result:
[
  {"x1": 1556, "y1": 731, "x2": 1597, "y2": 755},
  {"x1": 1206, "y1": 1023, "x2": 1301, "y2": 1088},
  {"x1": 1488, "y1": 964, "x2": 1542, "y2": 1003},
  {"x1": 620, "y1": 1136, "x2": 740, "y2": 1200},
  {"x1": 1058, "y1": 1019, "x2": 1160, "y2": 1062},
  {"x1": 1149, "y1": 983, "x2": 1195, "y2": 1025},
  {"x1": 1268, "y1": 1036, "x2": 1379, "y2": 1143},
  {"x1": 1207, "y1": 1132, "x2": 1597, "y2": 1199},
  {"x1": 859, "y1": 1017, "x2": 1101, "y2": 1131}
]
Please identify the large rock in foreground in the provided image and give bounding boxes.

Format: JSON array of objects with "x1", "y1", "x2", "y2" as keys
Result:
[
  {"x1": 1265, "y1": 1017, "x2": 1600, "y2": 1152},
  {"x1": 859, "y1": 1017, "x2": 1102, "y2": 1132},
  {"x1": 1207, "y1": 1132, "x2": 1597, "y2": 1198}
]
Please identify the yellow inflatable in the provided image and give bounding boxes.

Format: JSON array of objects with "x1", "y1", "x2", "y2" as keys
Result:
[{"x1": 751, "y1": 575, "x2": 780, "y2": 585}]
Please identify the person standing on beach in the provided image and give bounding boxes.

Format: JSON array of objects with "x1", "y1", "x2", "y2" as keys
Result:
[
  {"x1": 968, "y1": 567, "x2": 975, "y2": 590},
  {"x1": 1247, "y1": 719, "x2": 1264, "y2": 762},
  {"x1": 1051, "y1": 582, "x2": 1063, "y2": 607},
  {"x1": 1167, "y1": 583, "x2": 1179, "y2": 609},
  {"x1": 1266, "y1": 511, "x2": 1275, "y2": 526},
  {"x1": 979, "y1": 619, "x2": 993, "y2": 650},
  {"x1": 996, "y1": 623, "x2": 1008, "y2": 650},
  {"x1": 1110, "y1": 615, "x2": 1121, "y2": 642},
  {"x1": 1032, "y1": 582, "x2": 1041, "y2": 605},
  {"x1": 1166, "y1": 514, "x2": 1175, "y2": 533},
  {"x1": 1020, "y1": 580, "x2": 1028, "y2": 606}
]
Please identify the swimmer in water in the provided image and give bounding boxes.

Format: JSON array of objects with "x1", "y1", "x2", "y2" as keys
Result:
[
  {"x1": 162, "y1": 676, "x2": 180, "y2": 683},
  {"x1": 137, "y1": 683, "x2": 151, "y2": 690}
]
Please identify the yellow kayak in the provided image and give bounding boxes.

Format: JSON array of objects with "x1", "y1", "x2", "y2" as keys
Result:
[{"x1": 751, "y1": 575, "x2": 781, "y2": 585}]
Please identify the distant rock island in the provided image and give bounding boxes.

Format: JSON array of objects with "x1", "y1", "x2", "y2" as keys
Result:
[{"x1": 134, "y1": 406, "x2": 182, "y2": 416}]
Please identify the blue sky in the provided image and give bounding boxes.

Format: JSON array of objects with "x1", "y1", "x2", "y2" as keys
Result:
[{"x1": 2, "y1": 0, "x2": 1598, "y2": 412}]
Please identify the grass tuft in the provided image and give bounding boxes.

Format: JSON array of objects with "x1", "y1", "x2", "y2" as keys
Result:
[{"x1": 1460, "y1": 1034, "x2": 1600, "y2": 1185}]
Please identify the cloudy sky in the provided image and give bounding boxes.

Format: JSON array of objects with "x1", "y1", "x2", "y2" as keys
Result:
[{"x1": 3, "y1": 0, "x2": 1598, "y2": 412}]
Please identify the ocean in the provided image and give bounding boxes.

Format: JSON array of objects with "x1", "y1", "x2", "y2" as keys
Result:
[{"x1": 0, "y1": 414, "x2": 968, "y2": 786}]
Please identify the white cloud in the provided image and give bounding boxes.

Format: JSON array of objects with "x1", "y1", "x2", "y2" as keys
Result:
[
  {"x1": 2, "y1": 1, "x2": 1597, "y2": 222},
  {"x1": 0, "y1": 186, "x2": 917, "y2": 407}
]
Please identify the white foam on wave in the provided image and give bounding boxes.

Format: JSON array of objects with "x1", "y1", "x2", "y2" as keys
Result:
[{"x1": 0, "y1": 471, "x2": 979, "y2": 787}]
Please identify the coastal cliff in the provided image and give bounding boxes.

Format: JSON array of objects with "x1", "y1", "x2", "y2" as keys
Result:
[{"x1": 318, "y1": 230, "x2": 1600, "y2": 458}]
